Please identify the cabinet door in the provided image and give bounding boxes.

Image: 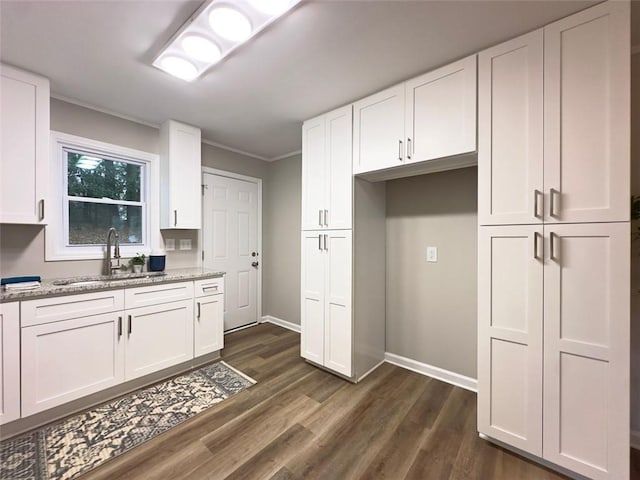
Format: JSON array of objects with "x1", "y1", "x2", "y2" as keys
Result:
[
  {"x1": 21, "y1": 312, "x2": 125, "y2": 416},
  {"x1": 0, "y1": 303, "x2": 20, "y2": 424},
  {"x1": 194, "y1": 295, "x2": 224, "y2": 356},
  {"x1": 543, "y1": 223, "x2": 629, "y2": 480},
  {"x1": 405, "y1": 55, "x2": 476, "y2": 165},
  {"x1": 326, "y1": 106, "x2": 353, "y2": 230},
  {"x1": 300, "y1": 231, "x2": 325, "y2": 365},
  {"x1": 477, "y1": 226, "x2": 543, "y2": 456},
  {"x1": 0, "y1": 64, "x2": 49, "y2": 224},
  {"x1": 323, "y1": 231, "x2": 352, "y2": 377},
  {"x1": 301, "y1": 116, "x2": 327, "y2": 230},
  {"x1": 478, "y1": 31, "x2": 543, "y2": 226},
  {"x1": 544, "y1": 2, "x2": 629, "y2": 223},
  {"x1": 353, "y1": 84, "x2": 405, "y2": 174},
  {"x1": 125, "y1": 300, "x2": 194, "y2": 380}
]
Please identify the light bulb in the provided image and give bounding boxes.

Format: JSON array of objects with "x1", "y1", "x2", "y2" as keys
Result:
[
  {"x1": 182, "y1": 35, "x2": 222, "y2": 63},
  {"x1": 209, "y1": 7, "x2": 252, "y2": 42},
  {"x1": 160, "y1": 56, "x2": 199, "y2": 81}
]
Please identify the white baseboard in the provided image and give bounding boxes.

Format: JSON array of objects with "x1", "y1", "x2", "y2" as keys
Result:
[
  {"x1": 632, "y1": 430, "x2": 640, "y2": 450},
  {"x1": 261, "y1": 315, "x2": 301, "y2": 333},
  {"x1": 384, "y1": 352, "x2": 477, "y2": 392}
]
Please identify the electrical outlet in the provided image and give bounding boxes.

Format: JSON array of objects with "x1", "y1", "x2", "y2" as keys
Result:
[
  {"x1": 179, "y1": 239, "x2": 192, "y2": 251},
  {"x1": 427, "y1": 246, "x2": 438, "y2": 263},
  {"x1": 165, "y1": 238, "x2": 175, "y2": 251}
]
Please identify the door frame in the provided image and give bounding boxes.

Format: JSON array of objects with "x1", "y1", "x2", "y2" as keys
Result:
[{"x1": 199, "y1": 167, "x2": 263, "y2": 325}]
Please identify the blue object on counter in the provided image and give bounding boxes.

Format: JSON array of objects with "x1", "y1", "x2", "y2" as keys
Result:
[
  {"x1": 148, "y1": 255, "x2": 166, "y2": 272},
  {"x1": 1, "y1": 276, "x2": 41, "y2": 285}
]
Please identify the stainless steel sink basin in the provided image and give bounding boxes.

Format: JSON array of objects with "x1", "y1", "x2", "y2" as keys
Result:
[{"x1": 52, "y1": 272, "x2": 167, "y2": 286}]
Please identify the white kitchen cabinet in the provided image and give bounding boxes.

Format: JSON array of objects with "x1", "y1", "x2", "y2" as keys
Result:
[
  {"x1": 194, "y1": 277, "x2": 224, "y2": 356},
  {"x1": 0, "y1": 302, "x2": 20, "y2": 424},
  {"x1": 0, "y1": 64, "x2": 49, "y2": 225},
  {"x1": 479, "y1": 2, "x2": 629, "y2": 227},
  {"x1": 21, "y1": 312, "x2": 125, "y2": 416},
  {"x1": 301, "y1": 230, "x2": 352, "y2": 377},
  {"x1": 353, "y1": 84, "x2": 405, "y2": 174},
  {"x1": 353, "y1": 56, "x2": 477, "y2": 176},
  {"x1": 301, "y1": 105, "x2": 352, "y2": 230},
  {"x1": 405, "y1": 55, "x2": 476, "y2": 165},
  {"x1": 477, "y1": 225, "x2": 543, "y2": 456},
  {"x1": 544, "y1": 1, "x2": 629, "y2": 224},
  {"x1": 124, "y1": 299, "x2": 194, "y2": 380},
  {"x1": 478, "y1": 31, "x2": 544, "y2": 226},
  {"x1": 543, "y1": 223, "x2": 629, "y2": 480},
  {"x1": 160, "y1": 120, "x2": 202, "y2": 229}
]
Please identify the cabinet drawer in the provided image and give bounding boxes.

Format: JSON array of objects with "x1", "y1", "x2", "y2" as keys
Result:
[
  {"x1": 125, "y1": 281, "x2": 193, "y2": 309},
  {"x1": 194, "y1": 277, "x2": 224, "y2": 298},
  {"x1": 21, "y1": 290, "x2": 125, "y2": 327}
]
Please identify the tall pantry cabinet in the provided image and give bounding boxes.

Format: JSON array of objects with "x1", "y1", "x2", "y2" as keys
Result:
[
  {"x1": 301, "y1": 106, "x2": 386, "y2": 381},
  {"x1": 477, "y1": 2, "x2": 630, "y2": 480}
]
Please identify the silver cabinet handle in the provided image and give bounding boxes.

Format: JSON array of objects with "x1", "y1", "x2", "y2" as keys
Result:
[
  {"x1": 174, "y1": 210, "x2": 178, "y2": 227},
  {"x1": 533, "y1": 232, "x2": 541, "y2": 259},
  {"x1": 39, "y1": 199, "x2": 45, "y2": 221},
  {"x1": 318, "y1": 235, "x2": 322, "y2": 251},
  {"x1": 550, "y1": 232, "x2": 559, "y2": 261},
  {"x1": 128, "y1": 315, "x2": 132, "y2": 335},
  {"x1": 534, "y1": 190, "x2": 543, "y2": 219},
  {"x1": 118, "y1": 316, "x2": 122, "y2": 338},
  {"x1": 197, "y1": 302, "x2": 201, "y2": 320},
  {"x1": 203, "y1": 285, "x2": 218, "y2": 292},
  {"x1": 407, "y1": 138, "x2": 412, "y2": 160},
  {"x1": 324, "y1": 209, "x2": 328, "y2": 227},
  {"x1": 398, "y1": 140, "x2": 403, "y2": 161},
  {"x1": 324, "y1": 234, "x2": 328, "y2": 251},
  {"x1": 319, "y1": 209, "x2": 323, "y2": 227},
  {"x1": 549, "y1": 188, "x2": 559, "y2": 218}
]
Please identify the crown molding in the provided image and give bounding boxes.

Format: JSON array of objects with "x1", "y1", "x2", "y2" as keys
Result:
[{"x1": 269, "y1": 149, "x2": 302, "y2": 162}]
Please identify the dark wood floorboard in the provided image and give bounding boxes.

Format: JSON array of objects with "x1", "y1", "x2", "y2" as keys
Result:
[{"x1": 80, "y1": 323, "x2": 634, "y2": 480}]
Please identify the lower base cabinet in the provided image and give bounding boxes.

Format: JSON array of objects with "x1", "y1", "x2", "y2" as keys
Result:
[
  {"x1": 194, "y1": 294, "x2": 224, "y2": 356},
  {"x1": 0, "y1": 303, "x2": 20, "y2": 424}
]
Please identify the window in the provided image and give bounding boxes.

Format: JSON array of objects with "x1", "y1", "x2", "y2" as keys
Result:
[{"x1": 47, "y1": 132, "x2": 159, "y2": 261}]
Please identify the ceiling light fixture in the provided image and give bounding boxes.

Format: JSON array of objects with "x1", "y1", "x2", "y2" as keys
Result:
[{"x1": 152, "y1": 0, "x2": 303, "y2": 81}]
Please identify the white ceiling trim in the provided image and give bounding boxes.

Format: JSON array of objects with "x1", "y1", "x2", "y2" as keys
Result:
[
  {"x1": 269, "y1": 149, "x2": 302, "y2": 162},
  {"x1": 51, "y1": 93, "x2": 272, "y2": 161}
]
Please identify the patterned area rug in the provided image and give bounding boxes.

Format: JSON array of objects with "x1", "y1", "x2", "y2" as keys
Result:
[{"x1": 0, "y1": 361, "x2": 255, "y2": 480}]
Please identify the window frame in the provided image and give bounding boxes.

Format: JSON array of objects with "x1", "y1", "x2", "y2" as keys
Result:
[{"x1": 47, "y1": 131, "x2": 160, "y2": 261}]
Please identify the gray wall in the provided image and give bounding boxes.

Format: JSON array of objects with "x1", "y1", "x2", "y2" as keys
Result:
[
  {"x1": 631, "y1": 52, "x2": 639, "y2": 433},
  {"x1": 385, "y1": 167, "x2": 478, "y2": 379},
  {"x1": 263, "y1": 155, "x2": 302, "y2": 325}
]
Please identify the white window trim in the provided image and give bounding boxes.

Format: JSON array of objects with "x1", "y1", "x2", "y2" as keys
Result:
[{"x1": 46, "y1": 131, "x2": 160, "y2": 261}]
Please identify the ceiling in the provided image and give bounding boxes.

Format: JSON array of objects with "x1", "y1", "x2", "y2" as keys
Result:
[{"x1": 1, "y1": 0, "x2": 635, "y2": 160}]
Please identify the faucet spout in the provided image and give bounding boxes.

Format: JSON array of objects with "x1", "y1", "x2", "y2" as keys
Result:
[{"x1": 105, "y1": 227, "x2": 121, "y2": 276}]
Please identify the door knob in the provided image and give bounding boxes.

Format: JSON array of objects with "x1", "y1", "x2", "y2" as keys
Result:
[
  {"x1": 252, "y1": 252, "x2": 259, "y2": 257},
  {"x1": 252, "y1": 261, "x2": 259, "y2": 268}
]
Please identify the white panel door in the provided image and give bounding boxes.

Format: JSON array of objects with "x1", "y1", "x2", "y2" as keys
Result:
[
  {"x1": 301, "y1": 231, "x2": 325, "y2": 365},
  {"x1": 478, "y1": 30, "x2": 544, "y2": 226},
  {"x1": 544, "y1": 1, "x2": 630, "y2": 223},
  {"x1": 353, "y1": 84, "x2": 405, "y2": 174},
  {"x1": 323, "y1": 231, "x2": 352, "y2": 377},
  {"x1": 0, "y1": 64, "x2": 49, "y2": 224},
  {"x1": 195, "y1": 294, "x2": 224, "y2": 356},
  {"x1": 0, "y1": 303, "x2": 20, "y2": 424},
  {"x1": 168, "y1": 121, "x2": 201, "y2": 228},
  {"x1": 477, "y1": 225, "x2": 543, "y2": 455},
  {"x1": 405, "y1": 55, "x2": 476, "y2": 164},
  {"x1": 21, "y1": 312, "x2": 125, "y2": 416},
  {"x1": 125, "y1": 300, "x2": 194, "y2": 380},
  {"x1": 325, "y1": 105, "x2": 353, "y2": 230},
  {"x1": 301, "y1": 115, "x2": 327, "y2": 230},
  {"x1": 543, "y1": 223, "x2": 629, "y2": 480},
  {"x1": 203, "y1": 173, "x2": 259, "y2": 331}
]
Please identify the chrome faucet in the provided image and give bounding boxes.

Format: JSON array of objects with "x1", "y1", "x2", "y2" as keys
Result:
[{"x1": 105, "y1": 227, "x2": 121, "y2": 275}]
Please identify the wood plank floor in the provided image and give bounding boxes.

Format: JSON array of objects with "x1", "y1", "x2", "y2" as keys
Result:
[{"x1": 82, "y1": 323, "x2": 638, "y2": 480}]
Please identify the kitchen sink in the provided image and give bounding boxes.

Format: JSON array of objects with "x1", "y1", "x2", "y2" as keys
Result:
[{"x1": 52, "y1": 272, "x2": 167, "y2": 286}]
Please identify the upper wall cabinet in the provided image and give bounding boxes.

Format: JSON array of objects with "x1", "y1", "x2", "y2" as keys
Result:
[
  {"x1": 160, "y1": 120, "x2": 201, "y2": 229},
  {"x1": 353, "y1": 55, "x2": 477, "y2": 176},
  {"x1": 0, "y1": 64, "x2": 50, "y2": 225},
  {"x1": 479, "y1": 1, "x2": 629, "y2": 226},
  {"x1": 302, "y1": 105, "x2": 352, "y2": 230}
]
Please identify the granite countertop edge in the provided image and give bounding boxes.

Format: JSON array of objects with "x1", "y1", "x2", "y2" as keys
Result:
[{"x1": 0, "y1": 268, "x2": 225, "y2": 303}]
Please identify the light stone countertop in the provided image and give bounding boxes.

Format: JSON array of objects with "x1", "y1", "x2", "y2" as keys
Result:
[{"x1": 0, "y1": 268, "x2": 225, "y2": 303}]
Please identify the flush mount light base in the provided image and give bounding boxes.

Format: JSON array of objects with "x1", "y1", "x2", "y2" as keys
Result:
[{"x1": 153, "y1": 0, "x2": 303, "y2": 81}]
